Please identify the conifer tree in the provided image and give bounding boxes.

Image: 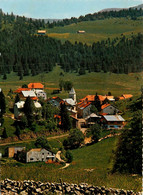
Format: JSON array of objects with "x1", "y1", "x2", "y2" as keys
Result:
[
  {"x1": 60, "y1": 103, "x2": 71, "y2": 131},
  {"x1": 2, "y1": 127, "x2": 8, "y2": 139}
]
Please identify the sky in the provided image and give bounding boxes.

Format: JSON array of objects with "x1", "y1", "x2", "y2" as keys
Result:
[{"x1": 0, "y1": 0, "x2": 143, "y2": 19}]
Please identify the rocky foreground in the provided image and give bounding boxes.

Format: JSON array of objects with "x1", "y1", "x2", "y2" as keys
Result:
[{"x1": 1, "y1": 179, "x2": 141, "y2": 195}]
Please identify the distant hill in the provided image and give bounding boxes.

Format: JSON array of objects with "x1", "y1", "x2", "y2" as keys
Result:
[{"x1": 99, "y1": 4, "x2": 143, "y2": 13}]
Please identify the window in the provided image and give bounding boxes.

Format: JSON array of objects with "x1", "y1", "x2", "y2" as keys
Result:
[{"x1": 30, "y1": 158, "x2": 33, "y2": 160}]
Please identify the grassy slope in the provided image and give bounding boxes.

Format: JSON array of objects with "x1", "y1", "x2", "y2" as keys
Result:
[
  {"x1": 1, "y1": 66, "x2": 142, "y2": 100},
  {"x1": 46, "y1": 18, "x2": 143, "y2": 44},
  {"x1": 1, "y1": 137, "x2": 141, "y2": 191}
]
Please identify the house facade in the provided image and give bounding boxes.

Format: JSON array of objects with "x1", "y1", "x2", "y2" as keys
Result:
[
  {"x1": 8, "y1": 147, "x2": 25, "y2": 158},
  {"x1": 101, "y1": 115, "x2": 125, "y2": 129},
  {"x1": 77, "y1": 101, "x2": 92, "y2": 118},
  {"x1": 100, "y1": 104, "x2": 119, "y2": 115},
  {"x1": 26, "y1": 148, "x2": 56, "y2": 163},
  {"x1": 36, "y1": 91, "x2": 47, "y2": 100}
]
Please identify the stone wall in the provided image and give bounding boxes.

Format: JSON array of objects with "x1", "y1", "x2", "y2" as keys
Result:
[{"x1": 1, "y1": 179, "x2": 141, "y2": 195}]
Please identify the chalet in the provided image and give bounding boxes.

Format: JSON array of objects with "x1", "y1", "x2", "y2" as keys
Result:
[
  {"x1": 85, "y1": 113, "x2": 101, "y2": 127},
  {"x1": 26, "y1": 148, "x2": 56, "y2": 163},
  {"x1": 8, "y1": 147, "x2": 25, "y2": 158},
  {"x1": 77, "y1": 101, "x2": 92, "y2": 118},
  {"x1": 28, "y1": 83, "x2": 44, "y2": 93},
  {"x1": 101, "y1": 115, "x2": 125, "y2": 129},
  {"x1": 100, "y1": 104, "x2": 119, "y2": 115},
  {"x1": 119, "y1": 94, "x2": 133, "y2": 100},
  {"x1": 14, "y1": 101, "x2": 41, "y2": 119},
  {"x1": 37, "y1": 30, "x2": 46, "y2": 35}
]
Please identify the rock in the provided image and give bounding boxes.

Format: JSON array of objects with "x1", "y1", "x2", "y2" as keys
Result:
[{"x1": 20, "y1": 190, "x2": 28, "y2": 195}]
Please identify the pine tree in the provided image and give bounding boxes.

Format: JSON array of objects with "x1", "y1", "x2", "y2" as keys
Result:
[
  {"x1": 0, "y1": 90, "x2": 6, "y2": 117},
  {"x1": 60, "y1": 103, "x2": 71, "y2": 131},
  {"x1": 14, "y1": 94, "x2": 20, "y2": 104},
  {"x1": 2, "y1": 127, "x2": 8, "y2": 139}
]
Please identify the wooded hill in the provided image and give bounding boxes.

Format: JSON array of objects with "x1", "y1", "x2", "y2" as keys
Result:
[{"x1": 0, "y1": 9, "x2": 143, "y2": 79}]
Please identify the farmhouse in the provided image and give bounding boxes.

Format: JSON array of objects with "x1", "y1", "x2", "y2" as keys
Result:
[
  {"x1": 26, "y1": 148, "x2": 56, "y2": 163},
  {"x1": 100, "y1": 104, "x2": 119, "y2": 115},
  {"x1": 101, "y1": 115, "x2": 125, "y2": 129},
  {"x1": 28, "y1": 83, "x2": 44, "y2": 93},
  {"x1": 20, "y1": 91, "x2": 37, "y2": 99}
]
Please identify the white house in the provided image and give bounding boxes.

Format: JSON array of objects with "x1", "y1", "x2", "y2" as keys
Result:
[{"x1": 26, "y1": 148, "x2": 56, "y2": 163}]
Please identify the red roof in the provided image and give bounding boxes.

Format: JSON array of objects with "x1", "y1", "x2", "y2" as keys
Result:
[
  {"x1": 54, "y1": 115, "x2": 61, "y2": 119},
  {"x1": 28, "y1": 83, "x2": 44, "y2": 89},
  {"x1": 119, "y1": 94, "x2": 133, "y2": 100},
  {"x1": 78, "y1": 101, "x2": 91, "y2": 109},
  {"x1": 14, "y1": 88, "x2": 31, "y2": 93},
  {"x1": 80, "y1": 95, "x2": 95, "y2": 102},
  {"x1": 101, "y1": 104, "x2": 110, "y2": 110},
  {"x1": 31, "y1": 97, "x2": 38, "y2": 100}
]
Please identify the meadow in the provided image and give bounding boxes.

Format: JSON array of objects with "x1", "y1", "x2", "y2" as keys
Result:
[
  {"x1": 1, "y1": 137, "x2": 142, "y2": 192},
  {"x1": 46, "y1": 18, "x2": 143, "y2": 44},
  {"x1": 0, "y1": 65, "x2": 142, "y2": 101}
]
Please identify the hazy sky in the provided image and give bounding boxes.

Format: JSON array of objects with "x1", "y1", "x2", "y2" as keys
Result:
[{"x1": 0, "y1": 0, "x2": 143, "y2": 19}]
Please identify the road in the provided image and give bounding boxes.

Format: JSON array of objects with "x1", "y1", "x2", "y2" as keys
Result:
[{"x1": 0, "y1": 134, "x2": 69, "y2": 146}]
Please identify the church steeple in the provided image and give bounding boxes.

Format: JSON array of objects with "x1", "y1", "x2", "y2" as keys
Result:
[{"x1": 69, "y1": 87, "x2": 76, "y2": 102}]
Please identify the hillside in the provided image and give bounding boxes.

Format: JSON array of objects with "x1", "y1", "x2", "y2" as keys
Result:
[{"x1": 47, "y1": 17, "x2": 143, "y2": 44}]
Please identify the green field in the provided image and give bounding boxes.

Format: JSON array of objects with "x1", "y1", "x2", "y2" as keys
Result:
[
  {"x1": 1, "y1": 137, "x2": 141, "y2": 191},
  {"x1": 0, "y1": 65, "x2": 142, "y2": 100},
  {"x1": 46, "y1": 18, "x2": 143, "y2": 44}
]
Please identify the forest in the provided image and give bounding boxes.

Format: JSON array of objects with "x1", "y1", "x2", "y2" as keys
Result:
[{"x1": 0, "y1": 9, "x2": 143, "y2": 79}]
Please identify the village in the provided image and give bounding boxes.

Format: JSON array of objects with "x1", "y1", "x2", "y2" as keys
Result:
[{"x1": 0, "y1": 82, "x2": 133, "y2": 164}]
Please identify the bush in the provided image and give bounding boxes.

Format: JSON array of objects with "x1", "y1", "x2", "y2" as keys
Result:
[{"x1": 65, "y1": 150, "x2": 73, "y2": 163}]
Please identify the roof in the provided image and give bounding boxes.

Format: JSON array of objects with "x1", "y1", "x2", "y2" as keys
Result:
[
  {"x1": 48, "y1": 96, "x2": 63, "y2": 103},
  {"x1": 122, "y1": 94, "x2": 133, "y2": 99},
  {"x1": 14, "y1": 88, "x2": 31, "y2": 93},
  {"x1": 101, "y1": 104, "x2": 111, "y2": 110},
  {"x1": 37, "y1": 30, "x2": 46, "y2": 33},
  {"x1": 22, "y1": 91, "x2": 36, "y2": 97},
  {"x1": 80, "y1": 95, "x2": 95, "y2": 102},
  {"x1": 98, "y1": 95, "x2": 106, "y2": 102},
  {"x1": 28, "y1": 148, "x2": 42, "y2": 152},
  {"x1": 63, "y1": 98, "x2": 76, "y2": 106},
  {"x1": 106, "y1": 96, "x2": 115, "y2": 101},
  {"x1": 69, "y1": 87, "x2": 76, "y2": 94},
  {"x1": 103, "y1": 115, "x2": 125, "y2": 122},
  {"x1": 78, "y1": 101, "x2": 91, "y2": 109},
  {"x1": 15, "y1": 101, "x2": 25, "y2": 109},
  {"x1": 54, "y1": 115, "x2": 61, "y2": 119},
  {"x1": 85, "y1": 113, "x2": 99, "y2": 120},
  {"x1": 28, "y1": 83, "x2": 44, "y2": 89}
]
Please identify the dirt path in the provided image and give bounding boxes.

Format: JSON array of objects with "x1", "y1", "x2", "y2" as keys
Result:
[
  {"x1": 0, "y1": 134, "x2": 69, "y2": 146},
  {"x1": 56, "y1": 151, "x2": 70, "y2": 169}
]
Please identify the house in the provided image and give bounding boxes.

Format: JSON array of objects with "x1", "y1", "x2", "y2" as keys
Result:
[
  {"x1": 14, "y1": 100, "x2": 41, "y2": 119},
  {"x1": 119, "y1": 94, "x2": 133, "y2": 100},
  {"x1": 37, "y1": 30, "x2": 46, "y2": 35},
  {"x1": 36, "y1": 91, "x2": 47, "y2": 100},
  {"x1": 85, "y1": 113, "x2": 101, "y2": 127},
  {"x1": 14, "y1": 88, "x2": 31, "y2": 94},
  {"x1": 28, "y1": 83, "x2": 44, "y2": 93},
  {"x1": 100, "y1": 104, "x2": 119, "y2": 115},
  {"x1": 26, "y1": 148, "x2": 56, "y2": 163},
  {"x1": 80, "y1": 94, "x2": 115, "y2": 105},
  {"x1": 47, "y1": 96, "x2": 63, "y2": 108},
  {"x1": 101, "y1": 115, "x2": 125, "y2": 129},
  {"x1": 77, "y1": 101, "x2": 92, "y2": 118},
  {"x1": 20, "y1": 91, "x2": 37, "y2": 99},
  {"x1": 8, "y1": 147, "x2": 25, "y2": 158}
]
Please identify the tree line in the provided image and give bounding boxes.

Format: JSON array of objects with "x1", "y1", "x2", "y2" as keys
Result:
[{"x1": 0, "y1": 10, "x2": 142, "y2": 78}]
